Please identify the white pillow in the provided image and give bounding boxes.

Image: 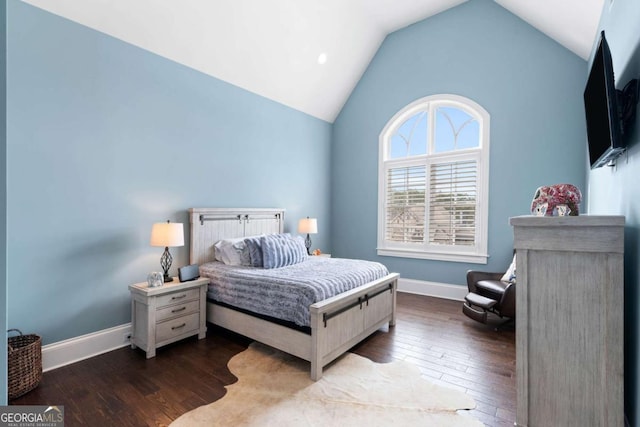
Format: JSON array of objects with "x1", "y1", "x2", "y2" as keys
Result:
[
  {"x1": 213, "y1": 238, "x2": 245, "y2": 266},
  {"x1": 213, "y1": 242, "x2": 225, "y2": 262},
  {"x1": 501, "y1": 254, "x2": 516, "y2": 283}
]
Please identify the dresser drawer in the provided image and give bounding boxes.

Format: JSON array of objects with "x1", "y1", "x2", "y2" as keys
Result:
[
  {"x1": 156, "y1": 288, "x2": 199, "y2": 308},
  {"x1": 156, "y1": 300, "x2": 199, "y2": 323},
  {"x1": 156, "y1": 312, "x2": 200, "y2": 343}
]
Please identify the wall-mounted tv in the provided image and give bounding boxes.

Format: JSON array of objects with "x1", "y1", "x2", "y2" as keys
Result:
[
  {"x1": 584, "y1": 31, "x2": 625, "y2": 169},
  {"x1": 584, "y1": 31, "x2": 638, "y2": 169}
]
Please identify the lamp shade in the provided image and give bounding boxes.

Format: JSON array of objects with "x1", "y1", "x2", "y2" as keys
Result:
[
  {"x1": 297, "y1": 218, "x2": 318, "y2": 234},
  {"x1": 150, "y1": 222, "x2": 184, "y2": 247}
]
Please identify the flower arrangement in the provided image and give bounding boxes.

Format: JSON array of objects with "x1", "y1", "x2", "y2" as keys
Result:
[{"x1": 531, "y1": 183, "x2": 582, "y2": 216}]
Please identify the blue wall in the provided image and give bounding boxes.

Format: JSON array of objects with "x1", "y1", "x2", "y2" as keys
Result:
[
  {"x1": 331, "y1": 0, "x2": 587, "y2": 285},
  {"x1": 1, "y1": 0, "x2": 7, "y2": 406},
  {"x1": 587, "y1": 0, "x2": 640, "y2": 424},
  {"x1": 7, "y1": 0, "x2": 629, "y2": 418},
  {"x1": 6, "y1": 1, "x2": 332, "y2": 345}
]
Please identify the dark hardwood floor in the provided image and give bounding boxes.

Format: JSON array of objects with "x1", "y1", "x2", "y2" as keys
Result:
[{"x1": 11, "y1": 293, "x2": 515, "y2": 426}]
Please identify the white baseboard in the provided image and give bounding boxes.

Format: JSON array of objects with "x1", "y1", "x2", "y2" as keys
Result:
[
  {"x1": 41, "y1": 279, "x2": 464, "y2": 372},
  {"x1": 42, "y1": 323, "x2": 131, "y2": 372},
  {"x1": 397, "y1": 277, "x2": 467, "y2": 301}
]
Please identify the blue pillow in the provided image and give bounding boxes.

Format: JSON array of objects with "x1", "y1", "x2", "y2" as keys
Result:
[
  {"x1": 244, "y1": 235, "x2": 264, "y2": 267},
  {"x1": 260, "y1": 234, "x2": 308, "y2": 269}
]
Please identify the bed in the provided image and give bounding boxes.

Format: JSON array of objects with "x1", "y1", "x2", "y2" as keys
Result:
[{"x1": 189, "y1": 207, "x2": 399, "y2": 380}]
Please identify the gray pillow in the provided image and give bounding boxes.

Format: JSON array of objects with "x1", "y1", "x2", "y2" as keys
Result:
[
  {"x1": 244, "y1": 235, "x2": 265, "y2": 267},
  {"x1": 260, "y1": 234, "x2": 308, "y2": 269}
]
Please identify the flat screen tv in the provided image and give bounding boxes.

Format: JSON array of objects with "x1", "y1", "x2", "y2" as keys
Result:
[{"x1": 584, "y1": 31, "x2": 625, "y2": 169}]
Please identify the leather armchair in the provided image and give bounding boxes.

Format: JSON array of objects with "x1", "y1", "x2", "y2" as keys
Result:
[{"x1": 462, "y1": 269, "x2": 515, "y2": 327}]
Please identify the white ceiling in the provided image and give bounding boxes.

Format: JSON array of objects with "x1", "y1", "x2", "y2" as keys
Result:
[{"x1": 22, "y1": 0, "x2": 604, "y2": 123}]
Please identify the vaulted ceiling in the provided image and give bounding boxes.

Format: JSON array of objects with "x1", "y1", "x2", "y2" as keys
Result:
[{"x1": 22, "y1": 0, "x2": 605, "y2": 123}]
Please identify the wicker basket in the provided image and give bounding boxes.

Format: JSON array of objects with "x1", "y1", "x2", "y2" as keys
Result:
[{"x1": 7, "y1": 329, "x2": 42, "y2": 400}]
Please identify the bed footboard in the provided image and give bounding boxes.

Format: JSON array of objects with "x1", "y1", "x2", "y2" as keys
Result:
[
  {"x1": 309, "y1": 272, "x2": 399, "y2": 380},
  {"x1": 206, "y1": 272, "x2": 398, "y2": 381}
]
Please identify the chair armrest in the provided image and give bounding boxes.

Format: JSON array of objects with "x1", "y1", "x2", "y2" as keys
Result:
[
  {"x1": 466, "y1": 270, "x2": 504, "y2": 293},
  {"x1": 499, "y1": 282, "x2": 516, "y2": 318}
]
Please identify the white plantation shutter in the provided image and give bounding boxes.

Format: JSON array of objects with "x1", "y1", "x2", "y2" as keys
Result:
[
  {"x1": 385, "y1": 166, "x2": 426, "y2": 243},
  {"x1": 428, "y1": 160, "x2": 477, "y2": 246},
  {"x1": 378, "y1": 94, "x2": 489, "y2": 264}
]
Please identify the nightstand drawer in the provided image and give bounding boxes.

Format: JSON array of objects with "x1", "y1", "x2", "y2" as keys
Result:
[
  {"x1": 156, "y1": 312, "x2": 200, "y2": 342},
  {"x1": 156, "y1": 288, "x2": 199, "y2": 307},
  {"x1": 156, "y1": 300, "x2": 199, "y2": 323}
]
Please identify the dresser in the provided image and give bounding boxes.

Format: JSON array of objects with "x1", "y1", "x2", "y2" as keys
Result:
[
  {"x1": 129, "y1": 277, "x2": 209, "y2": 358},
  {"x1": 510, "y1": 215, "x2": 624, "y2": 426}
]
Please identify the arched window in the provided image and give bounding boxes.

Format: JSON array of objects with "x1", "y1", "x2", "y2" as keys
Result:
[{"x1": 377, "y1": 94, "x2": 490, "y2": 263}]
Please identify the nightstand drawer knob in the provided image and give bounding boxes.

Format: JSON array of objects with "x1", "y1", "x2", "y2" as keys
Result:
[
  {"x1": 171, "y1": 306, "x2": 187, "y2": 313},
  {"x1": 171, "y1": 294, "x2": 187, "y2": 300},
  {"x1": 171, "y1": 323, "x2": 187, "y2": 330}
]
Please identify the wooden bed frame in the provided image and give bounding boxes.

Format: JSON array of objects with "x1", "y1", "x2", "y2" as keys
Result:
[{"x1": 188, "y1": 207, "x2": 399, "y2": 380}]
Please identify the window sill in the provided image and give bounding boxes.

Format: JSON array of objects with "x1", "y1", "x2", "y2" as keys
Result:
[{"x1": 377, "y1": 248, "x2": 488, "y2": 264}]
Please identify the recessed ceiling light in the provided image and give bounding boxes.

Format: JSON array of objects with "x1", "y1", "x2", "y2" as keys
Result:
[{"x1": 317, "y1": 53, "x2": 328, "y2": 65}]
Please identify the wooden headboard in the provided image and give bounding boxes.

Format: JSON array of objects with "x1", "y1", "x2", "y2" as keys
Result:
[{"x1": 188, "y1": 208, "x2": 285, "y2": 265}]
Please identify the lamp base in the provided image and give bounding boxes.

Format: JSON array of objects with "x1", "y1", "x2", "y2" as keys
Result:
[
  {"x1": 305, "y1": 234, "x2": 312, "y2": 255},
  {"x1": 160, "y1": 247, "x2": 174, "y2": 283}
]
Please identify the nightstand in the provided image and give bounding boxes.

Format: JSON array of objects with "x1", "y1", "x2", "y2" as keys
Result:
[{"x1": 129, "y1": 277, "x2": 209, "y2": 358}]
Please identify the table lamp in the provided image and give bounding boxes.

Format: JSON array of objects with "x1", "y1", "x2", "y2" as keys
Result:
[
  {"x1": 150, "y1": 220, "x2": 184, "y2": 282},
  {"x1": 297, "y1": 217, "x2": 317, "y2": 255}
]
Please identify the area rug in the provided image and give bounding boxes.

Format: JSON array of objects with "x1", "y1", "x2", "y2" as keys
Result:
[{"x1": 171, "y1": 343, "x2": 482, "y2": 426}]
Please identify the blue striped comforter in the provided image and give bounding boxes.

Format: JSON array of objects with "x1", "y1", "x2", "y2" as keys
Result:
[{"x1": 200, "y1": 257, "x2": 390, "y2": 327}]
